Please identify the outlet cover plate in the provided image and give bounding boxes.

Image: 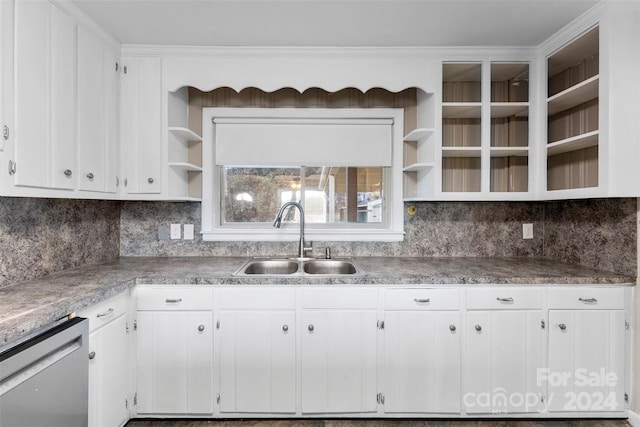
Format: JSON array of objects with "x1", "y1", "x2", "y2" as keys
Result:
[
  {"x1": 171, "y1": 224, "x2": 181, "y2": 240},
  {"x1": 523, "y1": 223, "x2": 534, "y2": 239},
  {"x1": 184, "y1": 224, "x2": 195, "y2": 240}
]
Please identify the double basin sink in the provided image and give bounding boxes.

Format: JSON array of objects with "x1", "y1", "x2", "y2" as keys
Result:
[{"x1": 234, "y1": 257, "x2": 363, "y2": 277}]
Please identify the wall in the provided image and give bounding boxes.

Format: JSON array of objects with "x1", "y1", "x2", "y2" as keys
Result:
[
  {"x1": 0, "y1": 198, "x2": 120, "y2": 288},
  {"x1": 119, "y1": 198, "x2": 637, "y2": 276}
]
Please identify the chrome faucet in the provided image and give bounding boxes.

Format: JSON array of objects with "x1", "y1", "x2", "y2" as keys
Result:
[{"x1": 273, "y1": 202, "x2": 313, "y2": 258}]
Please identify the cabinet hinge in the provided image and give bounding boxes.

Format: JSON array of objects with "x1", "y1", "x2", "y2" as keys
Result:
[
  {"x1": 625, "y1": 393, "x2": 629, "y2": 403},
  {"x1": 541, "y1": 320, "x2": 545, "y2": 329},
  {"x1": 377, "y1": 320, "x2": 384, "y2": 330},
  {"x1": 216, "y1": 393, "x2": 220, "y2": 404},
  {"x1": 376, "y1": 392, "x2": 385, "y2": 404},
  {"x1": 8, "y1": 160, "x2": 16, "y2": 175},
  {"x1": 134, "y1": 392, "x2": 138, "y2": 405},
  {"x1": 625, "y1": 319, "x2": 630, "y2": 330},
  {"x1": 3, "y1": 125, "x2": 8, "y2": 140}
]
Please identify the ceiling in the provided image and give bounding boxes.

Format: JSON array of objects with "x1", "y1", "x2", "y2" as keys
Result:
[{"x1": 72, "y1": 0, "x2": 601, "y2": 48}]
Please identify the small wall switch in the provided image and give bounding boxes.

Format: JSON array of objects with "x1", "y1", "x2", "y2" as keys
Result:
[
  {"x1": 170, "y1": 223, "x2": 181, "y2": 240},
  {"x1": 158, "y1": 226, "x2": 170, "y2": 241},
  {"x1": 183, "y1": 224, "x2": 195, "y2": 240},
  {"x1": 523, "y1": 223, "x2": 534, "y2": 239}
]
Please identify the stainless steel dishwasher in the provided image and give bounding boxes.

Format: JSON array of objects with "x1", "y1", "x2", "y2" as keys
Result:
[{"x1": 0, "y1": 316, "x2": 89, "y2": 427}]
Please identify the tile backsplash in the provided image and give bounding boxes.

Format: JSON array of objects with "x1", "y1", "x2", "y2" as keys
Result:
[
  {"x1": 0, "y1": 198, "x2": 120, "y2": 287},
  {"x1": 120, "y1": 198, "x2": 637, "y2": 276}
]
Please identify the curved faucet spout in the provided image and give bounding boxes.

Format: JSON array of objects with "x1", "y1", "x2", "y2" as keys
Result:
[{"x1": 273, "y1": 202, "x2": 312, "y2": 258}]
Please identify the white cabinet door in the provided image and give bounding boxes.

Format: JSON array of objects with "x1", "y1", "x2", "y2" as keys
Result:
[
  {"x1": 77, "y1": 25, "x2": 105, "y2": 192},
  {"x1": 87, "y1": 314, "x2": 129, "y2": 427},
  {"x1": 548, "y1": 310, "x2": 625, "y2": 413},
  {"x1": 218, "y1": 310, "x2": 296, "y2": 414},
  {"x1": 136, "y1": 310, "x2": 213, "y2": 415},
  {"x1": 383, "y1": 310, "x2": 461, "y2": 413},
  {"x1": 13, "y1": 0, "x2": 49, "y2": 188},
  {"x1": 120, "y1": 56, "x2": 162, "y2": 194},
  {"x1": 300, "y1": 309, "x2": 377, "y2": 414},
  {"x1": 464, "y1": 310, "x2": 544, "y2": 414},
  {"x1": 50, "y1": 3, "x2": 75, "y2": 190}
]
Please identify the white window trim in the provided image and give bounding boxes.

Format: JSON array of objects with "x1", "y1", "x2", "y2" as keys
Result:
[{"x1": 201, "y1": 108, "x2": 405, "y2": 242}]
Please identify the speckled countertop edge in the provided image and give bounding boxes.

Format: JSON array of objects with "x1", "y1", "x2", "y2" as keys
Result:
[{"x1": 0, "y1": 256, "x2": 634, "y2": 346}]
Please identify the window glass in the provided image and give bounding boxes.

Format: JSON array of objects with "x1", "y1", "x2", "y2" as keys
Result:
[{"x1": 221, "y1": 166, "x2": 383, "y2": 225}]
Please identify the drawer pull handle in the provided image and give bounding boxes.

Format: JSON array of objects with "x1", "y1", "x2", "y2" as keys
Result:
[
  {"x1": 165, "y1": 298, "x2": 183, "y2": 303},
  {"x1": 496, "y1": 297, "x2": 514, "y2": 302},
  {"x1": 88, "y1": 351, "x2": 96, "y2": 360},
  {"x1": 449, "y1": 325, "x2": 456, "y2": 332},
  {"x1": 579, "y1": 297, "x2": 598, "y2": 304},
  {"x1": 282, "y1": 324, "x2": 289, "y2": 332},
  {"x1": 475, "y1": 325, "x2": 482, "y2": 332},
  {"x1": 198, "y1": 325, "x2": 205, "y2": 332},
  {"x1": 96, "y1": 308, "x2": 114, "y2": 318},
  {"x1": 558, "y1": 323, "x2": 567, "y2": 331},
  {"x1": 414, "y1": 298, "x2": 430, "y2": 303}
]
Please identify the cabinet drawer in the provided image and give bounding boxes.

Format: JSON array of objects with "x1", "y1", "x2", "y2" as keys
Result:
[
  {"x1": 548, "y1": 287, "x2": 626, "y2": 309},
  {"x1": 302, "y1": 287, "x2": 378, "y2": 309},
  {"x1": 466, "y1": 288, "x2": 543, "y2": 310},
  {"x1": 384, "y1": 288, "x2": 460, "y2": 310},
  {"x1": 137, "y1": 286, "x2": 213, "y2": 311},
  {"x1": 219, "y1": 287, "x2": 296, "y2": 310},
  {"x1": 78, "y1": 291, "x2": 127, "y2": 333}
]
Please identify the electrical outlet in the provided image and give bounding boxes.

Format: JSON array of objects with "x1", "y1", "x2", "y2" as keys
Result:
[
  {"x1": 523, "y1": 223, "x2": 534, "y2": 239},
  {"x1": 183, "y1": 224, "x2": 195, "y2": 240},
  {"x1": 170, "y1": 224, "x2": 181, "y2": 240}
]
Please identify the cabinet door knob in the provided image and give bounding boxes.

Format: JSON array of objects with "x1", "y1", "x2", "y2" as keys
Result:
[
  {"x1": 86, "y1": 172, "x2": 94, "y2": 180},
  {"x1": 88, "y1": 351, "x2": 96, "y2": 360},
  {"x1": 198, "y1": 324, "x2": 205, "y2": 332},
  {"x1": 308, "y1": 324, "x2": 314, "y2": 332},
  {"x1": 475, "y1": 325, "x2": 482, "y2": 332},
  {"x1": 148, "y1": 177, "x2": 154, "y2": 184},
  {"x1": 449, "y1": 325, "x2": 456, "y2": 332},
  {"x1": 282, "y1": 324, "x2": 289, "y2": 332},
  {"x1": 558, "y1": 323, "x2": 567, "y2": 331},
  {"x1": 64, "y1": 169, "x2": 72, "y2": 177}
]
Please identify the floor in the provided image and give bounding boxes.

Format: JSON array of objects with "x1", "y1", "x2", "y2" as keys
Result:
[{"x1": 125, "y1": 419, "x2": 631, "y2": 427}]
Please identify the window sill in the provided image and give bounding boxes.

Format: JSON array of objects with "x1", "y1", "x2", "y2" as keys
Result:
[{"x1": 201, "y1": 228, "x2": 405, "y2": 242}]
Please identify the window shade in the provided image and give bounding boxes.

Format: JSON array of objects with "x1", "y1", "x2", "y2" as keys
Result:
[{"x1": 214, "y1": 117, "x2": 393, "y2": 167}]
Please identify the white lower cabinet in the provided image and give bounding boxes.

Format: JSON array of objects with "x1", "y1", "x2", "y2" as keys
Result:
[
  {"x1": 136, "y1": 287, "x2": 214, "y2": 415},
  {"x1": 126, "y1": 284, "x2": 629, "y2": 421},
  {"x1": 300, "y1": 288, "x2": 378, "y2": 414},
  {"x1": 547, "y1": 288, "x2": 626, "y2": 413},
  {"x1": 464, "y1": 288, "x2": 544, "y2": 415},
  {"x1": 217, "y1": 288, "x2": 296, "y2": 414},
  {"x1": 382, "y1": 289, "x2": 461, "y2": 414},
  {"x1": 78, "y1": 292, "x2": 129, "y2": 427}
]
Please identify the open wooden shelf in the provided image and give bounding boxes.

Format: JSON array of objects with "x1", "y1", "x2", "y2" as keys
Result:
[
  {"x1": 442, "y1": 147, "x2": 482, "y2": 158},
  {"x1": 490, "y1": 103, "x2": 529, "y2": 118},
  {"x1": 168, "y1": 126, "x2": 203, "y2": 143},
  {"x1": 442, "y1": 103, "x2": 482, "y2": 119},
  {"x1": 547, "y1": 130, "x2": 599, "y2": 156},
  {"x1": 403, "y1": 128, "x2": 434, "y2": 142},
  {"x1": 168, "y1": 162, "x2": 203, "y2": 172},
  {"x1": 403, "y1": 162, "x2": 435, "y2": 172},
  {"x1": 490, "y1": 147, "x2": 529, "y2": 157},
  {"x1": 547, "y1": 75, "x2": 599, "y2": 115}
]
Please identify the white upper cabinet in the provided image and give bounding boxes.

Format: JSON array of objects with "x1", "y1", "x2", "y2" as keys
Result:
[
  {"x1": 3, "y1": 0, "x2": 120, "y2": 198},
  {"x1": 77, "y1": 25, "x2": 121, "y2": 193},
  {"x1": 542, "y1": 4, "x2": 640, "y2": 199},
  {"x1": 13, "y1": 0, "x2": 52, "y2": 188},
  {"x1": 120, "y1": 56, "x2": 162, "y2": 196}
]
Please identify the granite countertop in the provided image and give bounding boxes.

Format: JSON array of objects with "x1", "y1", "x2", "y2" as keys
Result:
[{"x1": 0, "y1": 256, "x2": 634, "y2": 346}]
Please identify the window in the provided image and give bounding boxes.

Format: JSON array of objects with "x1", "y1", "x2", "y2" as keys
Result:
[{"x1": 201, "y1": 108, "x2": 404, "y2": 242}]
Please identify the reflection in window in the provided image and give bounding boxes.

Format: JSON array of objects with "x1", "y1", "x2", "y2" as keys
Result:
[{"x1": 221, "y1": 166, "x2": 383, "y2": 225}]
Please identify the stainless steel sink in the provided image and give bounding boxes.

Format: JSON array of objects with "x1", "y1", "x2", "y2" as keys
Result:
[
  {"x1": 302, "y1": 259, "x2": 357, "y2": 275},
  {"x1": 242, "y1": 259, "x2": 299, "y2": 275},
  {"x1": 233, "y1": 257, "x2": 362, "y2": 277}
]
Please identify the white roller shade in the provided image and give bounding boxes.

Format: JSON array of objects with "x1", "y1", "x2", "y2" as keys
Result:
[{"x1": 214, "y1": 117, "x2": 393, "y2": 167}]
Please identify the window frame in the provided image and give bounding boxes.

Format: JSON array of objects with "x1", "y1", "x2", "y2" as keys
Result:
[{"x1": 201, "y1": 108, "x2": 405, "y2": 242}]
